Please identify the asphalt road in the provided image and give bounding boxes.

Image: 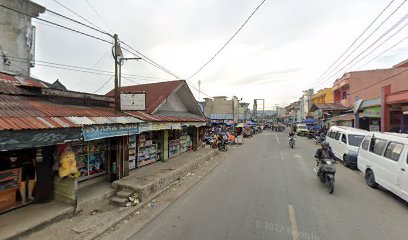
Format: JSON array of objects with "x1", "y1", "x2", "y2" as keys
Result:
[{"x1": 130, "y1": 131, "x2": 408, "y2": 240}]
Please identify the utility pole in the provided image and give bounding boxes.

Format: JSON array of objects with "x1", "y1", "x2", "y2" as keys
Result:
[
  {"x1": 198, "y1": 80, "x2": 201, "y2": 101},
  {"x1": 113, "y1": 34, "x2": 120, "y2": 112}
]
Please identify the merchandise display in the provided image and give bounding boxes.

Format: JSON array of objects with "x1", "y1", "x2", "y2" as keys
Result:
[
  {"x1": 133, "y1": 133, "x2": 162, "y2": 168},
  {"x1": 0, "y1": 168, "x2": 20, "y2": 212},
  {"x1": 169, "y1": 130, "x2": 192, "y2": 158},
  {"x1": 72, "y1": 140, "x2": 107, "y2": 180},
  {"x1": 128, "y1": 135, "x2": 137, "y2": 169}
]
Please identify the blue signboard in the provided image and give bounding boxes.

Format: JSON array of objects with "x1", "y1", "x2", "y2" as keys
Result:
[{"x1": 83, "y1": 124, "x2": 139, "y2": 141}]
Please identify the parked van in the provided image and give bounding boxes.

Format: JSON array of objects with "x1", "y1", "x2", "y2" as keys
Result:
[
  {"x1": 326, "y1": 126, "x2": 369, "y2": 168},
  {"x1": 358, "y1": 132, "x2": 408, "y2": 202}
]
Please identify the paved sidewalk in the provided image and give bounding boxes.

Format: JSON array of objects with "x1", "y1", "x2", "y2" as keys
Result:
[
  {"x1": 18, "y1": 147, "x2": 218, "y2": 240},
  {"x1": 0, "y1": 201, "x2": 73, "y2": 240},
  {"x1": 113, "y1": 147, "x2": 218, "y2": 201}
]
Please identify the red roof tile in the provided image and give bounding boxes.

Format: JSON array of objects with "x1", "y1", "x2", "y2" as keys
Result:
[{"x1": 106, "y1": 80, "x2": 185, "y2": 113}]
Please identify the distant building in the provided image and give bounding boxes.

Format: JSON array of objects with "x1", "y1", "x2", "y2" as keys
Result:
[
  {"x1": 0, "y1": 0, "x2": 45, "y2": 75},
  {"x1": 299, "y1": 89, "x2": 314, "y2": 120},
  {"x1": 311, "y1": 88, "x2": 334, "y2": 104},
  {"x1": 202, "y1": 96, "x2": 240, "y2": 122}
]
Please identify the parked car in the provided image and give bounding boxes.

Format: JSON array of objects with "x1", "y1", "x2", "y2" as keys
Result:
[
  {"x1": 296, "y1": 124, "x2": 309, "y2": 136},
  {"x1": 358, "y1": 132, "x2": 408, "y2": 202},
  {"x1": 326, "y1": 126, "x2": 369, "y2": 168}
]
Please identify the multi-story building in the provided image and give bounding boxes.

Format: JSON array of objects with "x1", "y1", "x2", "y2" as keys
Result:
[
  {"x1": 202, "y1": 96, "x2": 240, "y2": 122},
  {"x1": 299, "y1": 89, "x2": 314, "y2": 120},
  {"x1": 331, "y1": 59, "x2": 408, "y2": 132},
  {"x1": 312, "y1": 88, "x2": 334, "y2": 104},
  {"x1": 238, "y1": 102, "x2": 250, "y2": 122}
]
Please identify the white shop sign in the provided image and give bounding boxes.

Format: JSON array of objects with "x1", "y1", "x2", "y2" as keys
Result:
[{"x1": 120, "y1": 93, "x2": 146, "y2": 111}]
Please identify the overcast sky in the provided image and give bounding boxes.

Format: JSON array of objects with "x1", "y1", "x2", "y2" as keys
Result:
[{"x1": 30, "y1": 0, "x2": 408, "y2": 109}]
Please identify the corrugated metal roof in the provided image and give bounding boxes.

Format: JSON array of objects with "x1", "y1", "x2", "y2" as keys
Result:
[
  {"x1": 126, "y1": 111, "x2": 206, "y2": 122},
  {"x1": 106, "y1": 80, "x2": 185, "y2": 114}
]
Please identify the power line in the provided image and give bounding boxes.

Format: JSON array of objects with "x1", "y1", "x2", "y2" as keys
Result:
[
  {"x1": 313, "y1": 0, "x2": 407, "y2": 88},
  {"x1": 44, "y1": 7, "x2": 112, "y2": 36},
  {"x1": 348, "y1": 67, "x2": 408, "y2": 95},
  {"x1": 0, "y1": 3, "x2": 112, "y2": 44},
  {"x1": 94, "y1": 75, "x2": 114, "y2": 93},
  {"x1": 120, "y1": 44, "x2": 183, "y2": 80},
  {"x1": 347, "y1": 20, "x2": 408, "y2": 70},
  {"x1": 186, "y1": 0, "x2": 268, "y2": 80},
  {"x1": 317, "y1": 9, "x2": 408, "y2": 88},
  {"x1": 49, "y1": 0, "x2": 106, "y2": 32},
  {"x1": 319, "y1": 3, "x2": 408, "y2": 85},
  {"x1": 84, "y1": 0, "x2": 113, "y2": 32},
  {"x1": 358, "y1": 34, "x2": 408, "y2": 69},
  {"x1": 309, "y1": 0, "x2": 395, "y2": 87},
  {"x1": 2, "y1": 55, "x2": 172, "y2": 81}
]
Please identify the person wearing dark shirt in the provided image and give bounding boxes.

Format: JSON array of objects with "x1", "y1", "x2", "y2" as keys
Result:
[{"x1": 314, "y1": 141, "x2": 336, "y2": 177}]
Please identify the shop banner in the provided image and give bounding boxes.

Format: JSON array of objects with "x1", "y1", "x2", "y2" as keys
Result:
[
  {"x1": 139, "y1": 123, "x2": 153, "y2": 133},
  {"x1": 363, "y1": 106, "x2": 381, "y2": 118},
  {"x1": 182, "y1": 122, "x2": 207, "y2": 127},
  {"x1": 171, "y1": 123, "x2": 182, "y2": 129},
  {"x1": 83, "y1": 124, "x2": 139, "y2": 141},
  {"x1": 0, "y1": 128, "x2": 81, "y2": 151}
]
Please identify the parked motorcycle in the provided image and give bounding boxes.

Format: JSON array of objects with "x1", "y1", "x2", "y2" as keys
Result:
[
  {"x1": 314, "y1": 158, "x2": 336, "y2": 194},
  {"x1": 218, "y1": 142, "x2": 228, "y2": 152},
  {"x1": 289, "y1": 136, "x2": 296, "y2": 149}
]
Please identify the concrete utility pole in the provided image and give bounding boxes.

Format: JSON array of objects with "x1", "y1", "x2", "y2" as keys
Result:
[
  {"x1": 112, "y1": 34, "x2": 140, "y2": 112},
  {"x1": 113, "y1": 34, "x2": 120, "y2": 112}
]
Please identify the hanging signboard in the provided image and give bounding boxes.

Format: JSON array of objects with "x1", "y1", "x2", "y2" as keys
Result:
[
  {"x1": 363, "y1": 106, "x2": 381, "y2": 118},
  {"x1": 0, "y1": 128, "x2": 81, "y2": 151},
  {"x1": 82, "y1": 124, "x2": 139, "y2": 141},
  {"x1": 120, "y1": 93, "x2": 146, "y2": 111}
]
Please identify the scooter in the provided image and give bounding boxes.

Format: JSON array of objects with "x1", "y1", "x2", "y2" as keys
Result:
[
  {"x1": 314, "y1": 158, "x2": 336, "y2": 194},
  {"x1": 289, "y1": 136, "x2": 295, "y2": 149},
  {"x1": 218, "y1": 141, "x2": 228, "y2": 152}
]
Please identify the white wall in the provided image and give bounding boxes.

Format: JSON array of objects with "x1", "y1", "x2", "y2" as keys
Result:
[{"x1": 159, "y1": 92, "x2": 188, "y2": 112}]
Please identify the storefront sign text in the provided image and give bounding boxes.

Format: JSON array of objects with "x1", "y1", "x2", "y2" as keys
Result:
[
  {"x1": 83, "y1": 124, "x2": 139, "y2": 141},
  {"x1": 0, "y1": 128, "x2": 81, "y2": 151},
  {"x1": 363, "y1": 106, "x2": 381, "y2": 118}
]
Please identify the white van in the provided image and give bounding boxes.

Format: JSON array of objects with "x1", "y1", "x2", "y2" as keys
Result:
[
  {"x1": 358, "y1": 132, "x2": 408, "y2": 202},
  {"x1": 326, "y1": 126, "x2": 369, "y2": 168},
  {"x1": 296, "y1": 124, "x2": 309, "y2": 136}
]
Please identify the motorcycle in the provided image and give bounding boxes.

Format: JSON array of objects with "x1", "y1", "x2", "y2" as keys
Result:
[
  {"x1": 314, "y1": 158, "x2": 336, "y2": 194},
  {"x1": 218, "y1": 141, "x2": 228, "y2": 152},
  {"x1": 314, "y1": 133, "x2": 326, "y2": 145},
  {"x1": 289, "y1": 136, "x2": 295, "y2": 149}
]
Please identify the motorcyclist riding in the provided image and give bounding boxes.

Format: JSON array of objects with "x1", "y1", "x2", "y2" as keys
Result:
[{"x1": 314, "y1": 141, "x2": 336, "y2": 177}]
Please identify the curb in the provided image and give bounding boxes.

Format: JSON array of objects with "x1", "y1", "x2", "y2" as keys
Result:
[{"x1": 85, "y1": 149, "x2": 219, "y2": 240}]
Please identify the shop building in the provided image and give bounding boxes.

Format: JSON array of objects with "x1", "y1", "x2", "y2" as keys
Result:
[
  {"x1": 0, "y1": 71, "x2": 143, "y2": 213},
  {"x1": 331, "y1": 58, "x2": 408, "y2": 132},
  {"x1": 309, "y1": 103, "x2": 350, "y2": 126},
  {"x1": 106, "y1": 80, "x2": 207, "y2": 174}
]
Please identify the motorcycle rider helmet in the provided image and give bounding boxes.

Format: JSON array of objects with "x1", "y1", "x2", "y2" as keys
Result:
[{"x1": 321, "y1": 141, "x2": 330, "y2": 147}]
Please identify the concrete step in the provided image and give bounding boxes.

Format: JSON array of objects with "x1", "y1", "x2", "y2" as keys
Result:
[
  {"x1": 116, "y1": 190, "x2": 134, "y2": 198},
  {"x1": 111, "y1": 197, "x2": 128, "y2": 206}
]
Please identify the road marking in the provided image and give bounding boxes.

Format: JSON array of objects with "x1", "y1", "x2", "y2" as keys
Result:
[
  {"x1": 288, "y1": 204, "x2": 299, "y2": 240},
  {"x1": 274, "y1": 133, "x2": 280, "y2": 144},
  {"x1": 280, "y1": 151, "x2": 285, "y2": 160}
]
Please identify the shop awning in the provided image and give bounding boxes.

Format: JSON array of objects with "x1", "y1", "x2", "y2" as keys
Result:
[{"x1": 330, "y1": 112, "x2": 370, "y2": 122}]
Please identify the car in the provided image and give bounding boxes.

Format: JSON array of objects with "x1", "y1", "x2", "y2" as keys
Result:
[
  {"x1": 358, "y1": 132, "x2": 408, "y2": 202},
  {"x1": 326, "y1": 126, "x2": 369, "y2": 168},
  {"x1": 296, "y1": 124, "x2": 309, "y2": 136}
]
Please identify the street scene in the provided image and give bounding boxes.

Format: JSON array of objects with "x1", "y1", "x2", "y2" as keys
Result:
[{"x1": 1, "y1": 0, "x2": 408, "y2": 240}]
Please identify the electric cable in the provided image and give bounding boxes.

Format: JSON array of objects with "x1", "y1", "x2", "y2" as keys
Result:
[
  {"x1": 186, "y1": 0, "x2": 268, "y2": 80},
  {"x1": 309, "y1": 0, "x2": 396, "y2": 87}
]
